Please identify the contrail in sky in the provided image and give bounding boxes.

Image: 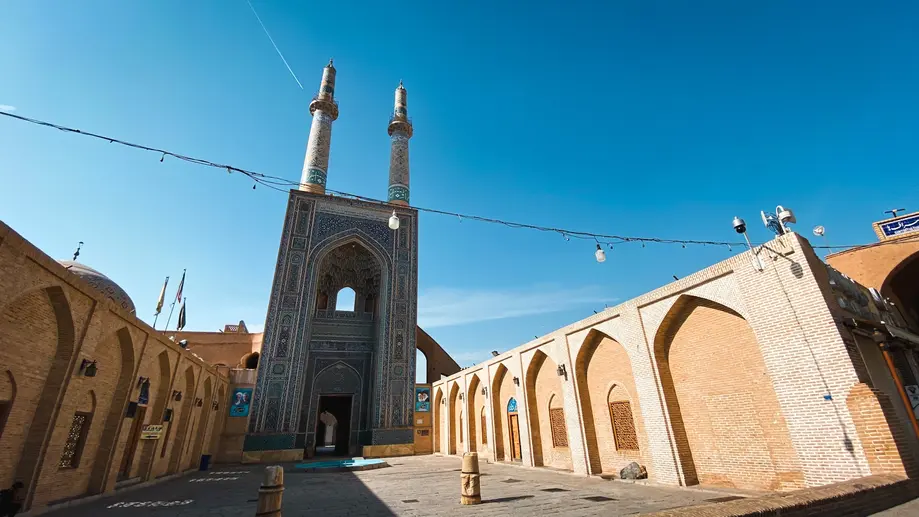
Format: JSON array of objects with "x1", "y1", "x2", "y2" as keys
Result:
[{"x1": 244, "y1": 0, "x2": 304, "y2": 90}]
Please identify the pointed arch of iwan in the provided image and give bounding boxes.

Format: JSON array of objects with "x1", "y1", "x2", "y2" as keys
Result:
[{"x1": 653, "y1": 294, "x2": 803, "y2": 491}]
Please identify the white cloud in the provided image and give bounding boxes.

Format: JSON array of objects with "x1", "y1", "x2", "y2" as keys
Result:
[
  {"x1": 418, "y1": 284, "x2": 616, "y2": 329},
  {"x1": 0, "y1": 105, "x2": 16, "y2": 112}
]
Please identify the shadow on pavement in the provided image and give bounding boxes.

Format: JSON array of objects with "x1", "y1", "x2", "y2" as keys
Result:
[{"x1": 41, "y1": 464, "x2": 398, "y2": 517}]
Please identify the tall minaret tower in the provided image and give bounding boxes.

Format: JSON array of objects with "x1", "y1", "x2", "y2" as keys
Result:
[
  {"x1": 299, "y1": 60, "x2": 339, "y2": 194},
  {"x1": 387, "y1": 81, "x2": 413, "y2": 205}
]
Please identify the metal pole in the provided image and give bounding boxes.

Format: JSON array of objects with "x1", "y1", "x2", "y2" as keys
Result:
[
  {"x1": 152, "y1": 312, "x2": 160, "y2": 330},
  {"x1": 162, "y1": 300, "x2": 177, "y2": 334}
]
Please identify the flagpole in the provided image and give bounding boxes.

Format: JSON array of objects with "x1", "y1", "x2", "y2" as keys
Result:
[
  {"x1": 163, "y1": 269, "x2": 185, "y2": 333},
  {"x1": 152, "y1": 275, "x2": 170, "y2": 330},
  {"x1": 163, "y1": 300, "x2": 177, "y2": 333}
]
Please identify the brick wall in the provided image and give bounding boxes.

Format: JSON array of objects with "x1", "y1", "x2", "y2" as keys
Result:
[
  {"x1": 0, "y1": 221, "x2": 229, "y2": 512},
  {"x1": 657, "y1": 297, "x2": 803, "y2": 491},
  {"x1": 527, "y1": 351, "x2": 572, "y2": 470},
  {"x1": 576, "y1": 332, "x2": 650, "y2": 476},
  {"x1": 430, "y1": 232, "x2": 915, "y2": 491}
]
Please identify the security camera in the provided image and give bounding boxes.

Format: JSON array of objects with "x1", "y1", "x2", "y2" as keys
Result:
[{"x1": 732, "y1": 216, "x2": 747, "y2": 234}]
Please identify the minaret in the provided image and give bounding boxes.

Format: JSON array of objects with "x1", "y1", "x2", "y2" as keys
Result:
[
  {"x1": 299, "y1": 60, "x2": 340, "y2": 194},
  {"x1": 387, "y1": 81, "x2": 413, "y2": 205}
]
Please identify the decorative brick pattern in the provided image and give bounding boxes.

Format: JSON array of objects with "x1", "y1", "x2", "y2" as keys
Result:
[{"x1": 610, "y1": 401, "x2": 639, "y2": 451}]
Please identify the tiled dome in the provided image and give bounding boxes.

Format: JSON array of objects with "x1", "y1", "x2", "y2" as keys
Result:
[{"x1": 58, "y1": 261, "x2": 136, "y2": 314}]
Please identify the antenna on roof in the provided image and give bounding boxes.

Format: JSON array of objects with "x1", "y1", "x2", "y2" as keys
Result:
[{"x1": 72, "y1": 241, "x2": 84, "y2": 261}]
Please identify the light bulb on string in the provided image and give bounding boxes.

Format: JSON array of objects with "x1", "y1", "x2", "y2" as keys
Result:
[
  {"x1": 595, "y1": 243, "x2": 606, "y2": 263},
  {"x1": 388, "y1": 210, "x2": 400, "y2": 230}
]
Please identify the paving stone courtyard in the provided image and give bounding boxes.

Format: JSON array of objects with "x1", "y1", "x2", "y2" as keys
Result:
[
  {"x1": 43, "y1": 455, "x2": 757, "y2": 516},
  {"x1": 42, "y1": 455, "x2": 919, "y2": 516}
]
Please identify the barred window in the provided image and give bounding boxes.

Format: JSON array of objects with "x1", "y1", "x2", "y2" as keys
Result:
[
  {"x1": 609, "y1": 401, "x2": 639, "y2": 451},
  {"x1": 549, "y1": 408, "x2": 568, "y2": 447},
  {"x1": 59, "y1": 412, "x2": 91, "y2": 468}
]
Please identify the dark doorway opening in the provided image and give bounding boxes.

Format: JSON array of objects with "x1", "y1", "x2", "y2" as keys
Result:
[{"x1": 315, "y1": 395, "x2": 352, "y2": 457}]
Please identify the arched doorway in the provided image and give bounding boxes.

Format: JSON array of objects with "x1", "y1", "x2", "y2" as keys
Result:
[
  {"x1": 654, "y1": 295, "x2": 802, "y2": 491},
  {"x1": 882, "y1": 250, "x2": 919, "y2": 329},
  {"x1": 575, "y1": 330, "x2": 647, "y2": 476},
  {"x1": 525, "y1": 350, "x2": 570, "y2": 470},
  {"x1": 506, "y1": 397, "x2": 521, "y2": 461},
  {"x1": 416, "y1": 348, "x2": 428, "y2": 384}
]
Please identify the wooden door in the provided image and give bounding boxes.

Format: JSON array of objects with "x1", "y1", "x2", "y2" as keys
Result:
[
  {"x1": 120, "y1": 405, "x2": 147, "y2": 479},
  {"x1": 509, "y1": 413, "x2": 521, "y2": 460}
]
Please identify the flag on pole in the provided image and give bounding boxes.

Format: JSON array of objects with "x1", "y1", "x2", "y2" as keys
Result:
[
  {"x1": 177, "y1": 298, "x2": 187, "y2": 331},
  {"x1": 154, "y1": 276, "x2": 169, "y2": 315},
  {"x1": 175, "y1": 269, "x2": 186, "y2": 305}
]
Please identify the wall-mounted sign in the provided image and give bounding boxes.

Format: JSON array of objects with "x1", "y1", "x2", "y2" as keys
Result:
[
  {"x1": 507, "y1": 397, "x2": 518, "y2": 413},
  {"x1": 876, "y1": 212, "x2": 919, "y2": 240},
  {"x1": 415, "y1": 387, "x2": 431, "y2": 412},
  {"x1": 229, "y1": 388, "x2": 253, "y2": 417},
  {"x1": 140, "y1": 424, "x2": 164, "y2": 440}
]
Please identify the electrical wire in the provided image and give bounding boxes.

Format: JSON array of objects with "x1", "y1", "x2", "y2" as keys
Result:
[{"x1": 1, "y1": 110, "x2": 915, "y2": 253}]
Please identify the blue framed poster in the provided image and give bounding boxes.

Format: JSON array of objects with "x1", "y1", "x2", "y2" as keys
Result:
[
  {"x1": 415, "y1": 387, "x2": 431, "y2": 412},
  {"x1": 507, "y1": 397, "x2": 518, "y2": 413},
  {"x1": 229, "y1": 388, "x2": 253, "y2": 417}
]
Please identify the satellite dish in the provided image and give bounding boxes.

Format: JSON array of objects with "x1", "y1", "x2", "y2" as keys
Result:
[{"x1": 813, "y1": 226, "x2": 825, "y2": 237}]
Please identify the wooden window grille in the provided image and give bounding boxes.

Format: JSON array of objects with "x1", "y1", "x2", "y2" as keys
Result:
[
  {"x1": 59, "y1": 412, "x2": 91, "y2": 468},
  {"x1": 549, "y1": 408, "x2": 568, "y2": 447},
  {"x1": 481, "y1": 413, "x2": 487, "y2": 445},
  {"x1": 609, "y1": 401, "x2": 639, "y2": 451}
]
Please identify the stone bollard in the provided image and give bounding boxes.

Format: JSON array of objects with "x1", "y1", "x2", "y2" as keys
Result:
[
  {"x1": 255, "y1": 465, "x2": 284, "y2": 516},
  {"x1": 460, "y1": 452, "x2": 481, "y2": 505}
]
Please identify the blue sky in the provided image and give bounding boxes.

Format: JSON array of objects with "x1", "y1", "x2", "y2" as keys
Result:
[{"x1": 2, "y1": 1, "x2": 918, "y2": 374}]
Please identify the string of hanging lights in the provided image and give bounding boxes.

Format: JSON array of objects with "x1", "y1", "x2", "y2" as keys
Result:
[{"x1": 2, "y1": 110, "x2": 914, "y2": 262}]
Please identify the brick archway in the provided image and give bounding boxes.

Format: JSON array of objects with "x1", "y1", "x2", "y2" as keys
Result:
[
  {"x1": 654, "y1": 295, "x2": 803, "y2": 491},
  {"x1": 0, "y1": 287, "x2": 76, "y2": 510},
  {"x1": 491, "y1": 364, "x2": 511, "y2": 461},
  {"x1": 575, "y1": 329, "x2": 648, "y2": 476}
]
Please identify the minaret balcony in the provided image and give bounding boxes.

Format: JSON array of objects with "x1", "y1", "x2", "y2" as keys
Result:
[
  {"x1": 309, "y1": 95, "x2": 340, "y2": 120},
  {"x1": 387, "y1": 117, "x2": 413, "y2": 137}
]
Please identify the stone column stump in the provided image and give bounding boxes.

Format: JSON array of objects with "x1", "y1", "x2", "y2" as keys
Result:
[{"x1": 461, "y1": 452, "x2": 482, "y2": 505}]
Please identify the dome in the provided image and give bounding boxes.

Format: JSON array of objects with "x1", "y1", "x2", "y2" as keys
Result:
[{"x1": 58, "y1": 261, "x2": 136, "y2": 314}]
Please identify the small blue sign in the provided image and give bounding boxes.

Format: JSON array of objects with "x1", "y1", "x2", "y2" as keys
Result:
[
  {"x1": 507, "y1": 397, "x2": 518, "y2": 413},
  {"x1": 229, "y1": 388, "x2": 253, "y2": 418},
  {"x1": 880, "y1": 214, "x2": 919, "y2": 238}
]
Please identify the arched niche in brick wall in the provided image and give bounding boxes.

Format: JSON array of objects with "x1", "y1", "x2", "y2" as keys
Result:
[
  {"x1": 466, "y1": 374, "x2": 483, "y2": 453},
  {"x1": 0, "y1": 286, "x2": 76, "y2": 510},
  {"x1": 432, "y1": 387, "x2": 443, "y2": 453},
  {"x1": 448, "y1": 382, "x2": 460, "y2": 455},
  {"x1": 490, "y1": 363, "x2": 512, "y2": 461},
  {"x1": 653, "y1": 294, "x2": 803, "y2": 491},
  {"x1": 525, "y1": 350, "x2": 569, "y2": 470},
  {"x1": 575, "y1": 329, "x2": 648, "y2": 476},
  {"x1": 87, "y1": 327, "x2": 135, "y2": 495},
  {"x1": 880, "y1": 249, "x2": 919, "y2": 328}
]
